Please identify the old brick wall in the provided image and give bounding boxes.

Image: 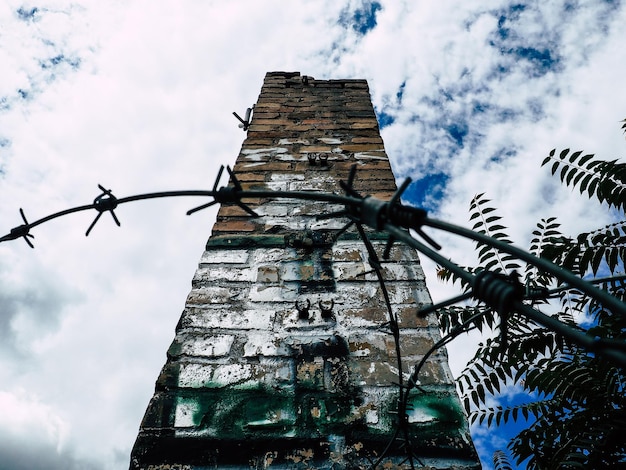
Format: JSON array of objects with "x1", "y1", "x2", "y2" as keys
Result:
[{"x1": 130, "y1": 72, "x2": 479, "y2": 469}]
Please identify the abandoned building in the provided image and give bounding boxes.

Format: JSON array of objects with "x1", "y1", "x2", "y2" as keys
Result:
[{"x1": 129, "y1": 72, "x2": 480, "y2": 469}]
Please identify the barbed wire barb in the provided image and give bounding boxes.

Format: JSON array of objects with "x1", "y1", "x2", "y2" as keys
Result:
[
  {"x1": 86, "y1": 184, "x2": 121, "y2": 236},
  {"x1": 9, "y1": 208, "x2": 35, "y2": 248}
]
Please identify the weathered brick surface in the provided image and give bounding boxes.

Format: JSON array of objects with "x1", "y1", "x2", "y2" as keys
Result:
[{"x1": 131, "y1": 72, "x2": 479, "y2": 469}]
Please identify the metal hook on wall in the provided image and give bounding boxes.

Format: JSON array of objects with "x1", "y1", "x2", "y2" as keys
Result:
[
  {"x1": 319, "y1": 299, "x2": 335, "y2": 320},
  {"x1": 295, "y1": 299, "x2": 311, "y2": 320}
]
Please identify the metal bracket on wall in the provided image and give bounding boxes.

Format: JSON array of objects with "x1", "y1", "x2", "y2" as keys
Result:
[{"x1": 233, "y1": 107, "x2": 253, "y2": 131}]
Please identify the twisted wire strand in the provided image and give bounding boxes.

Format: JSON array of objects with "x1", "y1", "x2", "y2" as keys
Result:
[
  {"x1": 3, "y1": 174, "x2": 626, "y2": 467},
  {"x1": 2, "y1": 184, "x2": 625, "y2": 366}
]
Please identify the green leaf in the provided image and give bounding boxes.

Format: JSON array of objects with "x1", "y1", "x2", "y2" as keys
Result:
[
  {"x1": 588, "y1": 178, "x2": 599, "y2": 198},
  {"x1": 565, "y1": 167, "x2": 578, "y2": 186},
  {"x1": 477, "y1": 383, "x2": 486, "y2": 404},
  {"x1": 471, "y1": 390, "x2": 479, "y2": 407},
  {"x1": 551, "y1": 161, "x2": 560, "y2": 175},
  {"x1": 591, "y1": 248, "x2": 604, "y2": 274},
  {"x1": 580, "y1": 174, "x2": 592, "y2": 193},
  {"x1": 568, "y1": 150, "x2": 582, "y2": 163},
  {"x1": 572, "y1": 170, "x2": 585, "y2": 187}
]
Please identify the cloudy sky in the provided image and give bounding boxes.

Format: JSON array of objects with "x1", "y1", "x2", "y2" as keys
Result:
[{"x1": 1, "y1": 1, "x2": 625, "y2": 468}]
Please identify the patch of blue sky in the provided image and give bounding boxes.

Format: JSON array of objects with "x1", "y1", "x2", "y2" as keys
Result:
[
  {"x1": 489, "y1": 147, "x2": 518, "y2": 165},
  {"x1": 39, "y1": 54, "x2": 81, "y2": 72},
  {"x1": 494, "y1": 3, "x2": 527, "y2": 41},
  {"x1": 339, "y1": 1, "x2": 382, "y2": 36},
  {"x1": 471, "y1": 101, "x2": 519, "y2": 122},
  {"x1": 5, "y1": 53, "x2": 83, "y2": 107},
  {"x1": 512, "y1": 47, "x2": 561, "y2": 78},
  {"x1": 375, "y1": 81, "x2": 405, "y2": 129},
  {"x1": 445, "y1": 122, "x2": 469, "y2": 148},
  {"x1": 487, "y1": 4, "x2": 563, "y2": 78},
  {"x1": 395, "y1": 80, "x2": 406, "y2": 103},
  {"x1": 16, "y1": 6, "x2": 39, "y2": 22},
  {"x1": 376, "y1": 109, "x2": 395, "y2": 129},
  {"x1": 525, "y1": 98, "x2": 545, "y2": 121},
  {"x1": 473, "y1": 387, "x2": 539, "y2": 469},
  {"x1": 401, "y1": 172, "x2": 450, "y2": 212}
]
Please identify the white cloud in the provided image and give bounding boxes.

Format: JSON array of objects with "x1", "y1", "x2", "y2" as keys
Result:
[{"x1": 0, "y1": 389, "x2": 69, "y2": 451}]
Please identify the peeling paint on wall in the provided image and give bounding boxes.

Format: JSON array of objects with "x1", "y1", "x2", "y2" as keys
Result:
[{"x1": 130, "y1": 72, "x2": 480, "y2": 469}]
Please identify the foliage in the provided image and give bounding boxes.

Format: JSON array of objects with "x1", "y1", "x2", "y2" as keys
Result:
[
  {"x1": 493, "y1": 450, "x2": 513, "y2": 470},
  {"x1": 437, "y1": 126, "x2": 626, "y2": 468}
]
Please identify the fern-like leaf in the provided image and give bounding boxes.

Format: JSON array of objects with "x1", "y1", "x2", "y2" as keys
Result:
[
  {"x1": 469, "y1": 193, "x2": 521, "y2": 272},
  {"x1": 543, "y1": 150, "x2": 626, "y2": 210}
]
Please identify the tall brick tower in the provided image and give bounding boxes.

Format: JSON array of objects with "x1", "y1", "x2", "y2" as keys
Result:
[{"x1": 130, "y1": 72, "x2": 479, "y2": 469}]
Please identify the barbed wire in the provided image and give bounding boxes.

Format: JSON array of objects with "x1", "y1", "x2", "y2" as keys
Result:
[{"x1": 2, "y1": 164, "x2": 626, "y2": 467}]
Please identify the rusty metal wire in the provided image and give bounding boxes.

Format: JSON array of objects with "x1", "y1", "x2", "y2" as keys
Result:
[
  {"x1": 1, "y1": 164, "x2": 625, "y2": 362},
  {"x1": 2, "y1": 164, "x2": 626, "y2": 467}
]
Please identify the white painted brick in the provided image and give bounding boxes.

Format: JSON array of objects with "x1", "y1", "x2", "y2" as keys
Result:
[
  {"x1": 289, "y1": 180, "x2": 334, "y2": 191},
  {"x1": 263, "y1": 217, "x2": 306, "y2": 230},
  {"x1": 365, "y1": 409, "x2": 379, "y2": 424},
  {"x1": 254, "y1": 205, "x2": 294, "y2": 217},
  {"x1": 177, "y1": 363, "x2": 215, "y2": 388},
  {"x1": 179, "y1": 334, "x2": 235, "y2": 357},
  {"x1": 281, "y1": 261, "x2": 314, "y2": 281},
  {"x1": 249, "y1": 285, "x2": 299, "y2": 302},
  {"x1": 270, "y1": 173, "x2": 304, "y2": 181},
  {"x1": 174, "y1": 398, "x2": 200, "y2": 427},
  {"x1": 371, "y1": 263, "x2": 426, "y2": 281},
  {"x1": 193, "y1": 266, "x2": 255, "y2": 283},
  {"x1": 273, "y1": 363, "x2": 294, "y2": 383},
  {"x1": 256, "y1": 266, "x2": 280, "y2": 283},
  {"x1": 332, "y1": 262, "x2": 367, "y2": 281},
  {"x1": 354, "y1": 152, "x2": 387, "y2": 160},
  {"x1": 332, "y1": 244, "x2": 364, "y2": 262},
  {"x1": 292, "y1": 203, "x2": 344, "y2": 216},
  {"x1": 212, "y1": 364, "x2": 255, "y2": 386},
  {"x1": 200, "y1": 250, "x2": 248, "y2": 264},
  {"x1": 243, "y1": 333, "x2": 291, "y2": 357},
  {"x1": 251, "y1": 248, "x2": 299, "y2": 263},
  {"x1": 407, "y1": 406, "x2": 437, "y2": 424},
  {"x1": 332, "y1": 283, "x2": 381, "y2": 301},
  {"x1": 310, "y1": 218, "x2": 350, "y2": 230},
  {"x1": 265, "y1": 181, "x2": 288, "y2": 191},
  {"x1": 177, "y1": 363, "x2": 256, "y2": 388},
  {"x1": 278, "y1": 138, "x2": 310, "y2": 145},
  {"x1": 183, "y1": 308, "x2": 274, "y2": 330},
  {"x1": 185, "y1": 287, "x2": 243, "y2": 305},
  {"x1": 387, "y1": 283, "x2": 432, "y2": 305},
  {"x1": 241, "y1": 147, "x2": 288, "y2": 155},
  {"x1": 274, "y1": 154, "x2": 307, "y2": 161},
  {"x1": 318, "y1": 137, "x2": 343, "y2": 144}
]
